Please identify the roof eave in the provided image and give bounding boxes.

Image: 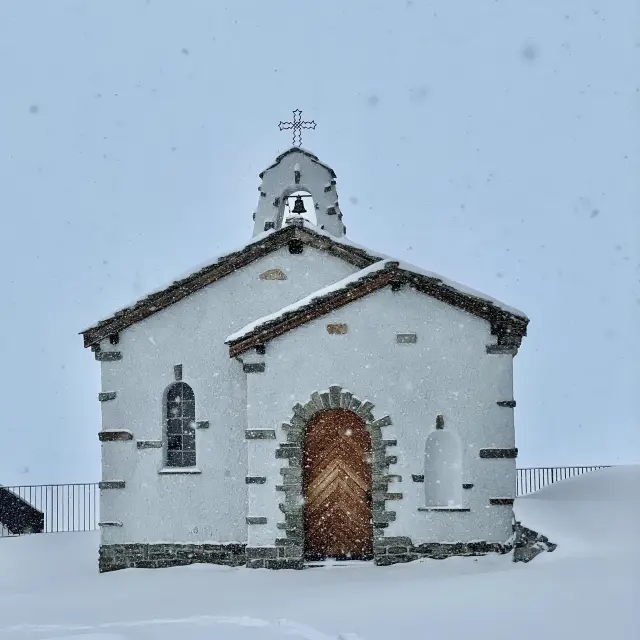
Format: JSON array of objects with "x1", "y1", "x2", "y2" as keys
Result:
[
  {"x1": 227, "y1": 267, "x2": 528, "y2": 358},
  {"x1": 81, "y1": 226, "x2": 297, "y2": 348},
  {"x1": 81, "y1": 224, "x2": 380, "y2": 348},
  {"x1": 227, "y1": 264, "x2": 401, "y2": 358}
]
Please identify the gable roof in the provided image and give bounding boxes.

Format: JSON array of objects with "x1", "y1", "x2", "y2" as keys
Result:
[
  {"x1": 81, "y1": 221, "x2": 381, "y2": 348},
  {"x1": 226, "y1": 260, "x2": 528, "y2": 358},
  {"x1": 259, "y1": 147, "x2": 337, "y2": 179},
  {"x1": 82, "y1": 219, "x2": 528, "y2": 352}
]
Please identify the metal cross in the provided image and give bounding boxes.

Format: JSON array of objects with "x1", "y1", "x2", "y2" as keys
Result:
[{"x1": 278, "y1": 109, "x2": 316, "y2": 147}]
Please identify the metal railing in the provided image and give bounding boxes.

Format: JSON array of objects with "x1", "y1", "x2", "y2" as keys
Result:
[
  {"x1": 0, "y1": 467, "x2": 612, "y2": 537},
  {"x1": 516, "y1": 466, "x2": 610, "y2": 497},
  {"x1": 0, "y1": 483, "x2": 98, "y2": 537}
]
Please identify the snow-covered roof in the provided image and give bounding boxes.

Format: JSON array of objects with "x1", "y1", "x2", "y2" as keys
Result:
[
  {"x1": 226, "y1": 260, "x2": 398, "y2": 343},
  {"x1": 82, "y1": 219, "x2": 527, "y2": 350},
  {"x1": 81, "y1": 221, "x2": 381, "y2": 347},
  {"x1": 84, "y1": 225, "x2": 280, "y2": 328},
  {"x1": 306, "y1": 225, "x2": 527, "y2": 319},
  {"x1": 226, "y1": 258, "x2": 528, "y2": 357},
  {"x1": 395, "y1": 260, "x2": 526, "y2": 319}
]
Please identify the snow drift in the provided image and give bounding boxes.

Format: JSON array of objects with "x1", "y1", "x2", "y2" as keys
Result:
[{"x1": 0, "y1": 466, "x2": 638, "y2": 640}]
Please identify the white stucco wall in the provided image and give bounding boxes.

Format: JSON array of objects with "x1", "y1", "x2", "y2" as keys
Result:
[
  {"x1": 244, "y1": 286, "x2": 517, "y2": 546},
  {"x1": 253, "y1": 150, "x2": 344, "y2": 237},
  {"x1": 97, "y1": 245, "x2": 360, "y2": 545},
  {"x1": 1, "y1": 524, "x2": 10, "y2": 537}
]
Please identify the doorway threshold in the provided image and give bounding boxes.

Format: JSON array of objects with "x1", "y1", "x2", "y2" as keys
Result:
[{"x1": 304, "y1": 559, "x2": 374, "y2": 569}]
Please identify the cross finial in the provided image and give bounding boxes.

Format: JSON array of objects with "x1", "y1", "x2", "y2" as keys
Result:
[{"x1": 278, "y1": 109, "x2": 316, "y2": 147}]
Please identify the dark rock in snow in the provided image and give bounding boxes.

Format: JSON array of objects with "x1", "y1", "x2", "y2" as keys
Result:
[{"x1": 513, "y1": 520, "x2": 557, "y2": 563}]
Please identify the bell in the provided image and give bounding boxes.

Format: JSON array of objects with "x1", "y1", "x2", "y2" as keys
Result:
[{"x1": 291, "y1": 195, "x2": 307, "y2": 215}]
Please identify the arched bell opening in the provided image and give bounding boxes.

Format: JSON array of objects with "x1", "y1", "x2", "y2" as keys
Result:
[{"x1": 277, "y1": 189, "x2": 318, "y2": 228}]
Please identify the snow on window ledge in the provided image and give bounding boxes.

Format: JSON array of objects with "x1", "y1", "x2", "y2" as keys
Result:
[
  {"x1": 418, "y1": 506, "x2": 471, "y2": 512},
  {"x1": 158, "y1": 467, "x2": 202, "y2": 475}
]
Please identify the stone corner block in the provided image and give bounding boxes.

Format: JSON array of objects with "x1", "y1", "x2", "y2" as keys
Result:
[
  {"x1": 99, "y1": 480, "x2": 126, "y2": 490},
  {"x1": 243, "y1": 362, "x2": 266, "y2": 373},
  {"x1": 371, "y1": 415, "x2": 392, "y2": 429},
  {"x1": 486, "y1": 344, "x2": 518, "y2": 355},
  {"x1": 98, "y1": 430, "x2": 133, "y2": 442},
  {"x1": 95, "y1": 351, "x2": 123, "y2": 362},
  {"x1": 479, "y1": 448, "x2": 518, "y2": 459},
  {"x1": 245, "y1": 429, "x2": 276, "y2": 440}
]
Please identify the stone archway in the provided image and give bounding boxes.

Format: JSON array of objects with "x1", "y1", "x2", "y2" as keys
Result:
[{"x1": 275, "y1": 385, "x2": 397, "y2": 565}]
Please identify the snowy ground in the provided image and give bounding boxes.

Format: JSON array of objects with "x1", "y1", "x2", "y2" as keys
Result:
[{"x1": 0, "y1": 467, "x2": 638, "y2": 640}]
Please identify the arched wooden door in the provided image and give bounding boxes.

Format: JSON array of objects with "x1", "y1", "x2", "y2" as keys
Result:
[{"x1": 303, "y1": 408, "x2": 373, "y2": 560}]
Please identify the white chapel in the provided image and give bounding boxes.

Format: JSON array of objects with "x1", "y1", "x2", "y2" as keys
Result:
[{"x1": 83, "y1": 135, "x2": 530, "y2": 572}]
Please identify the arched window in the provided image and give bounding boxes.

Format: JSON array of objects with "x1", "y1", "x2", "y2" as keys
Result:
[
  {"x1": 165, "y1": 382, "x2": 196, "y2": 467},
  {"x1": 424, "y1": 429, "x2": 462, "y2": 508}
]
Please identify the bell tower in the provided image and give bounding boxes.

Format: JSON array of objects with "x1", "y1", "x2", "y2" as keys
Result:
[{"x1": 252, "y1": 111, "x2": 346, "y2": 238}]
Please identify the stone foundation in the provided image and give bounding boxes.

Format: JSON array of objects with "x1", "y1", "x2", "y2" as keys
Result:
[
  {"x1": 373, "y1": 536, "x2": 513, "y2": 566},
  {"x1": 99, "y1": 537, "x2": 520, "y2": 572},
  {"x1": 100, "y1": 527, "x2": 552, "y2": 572},
  {"x1": 513, "y1": 521, "x2": 557, "y2": 563},
  {"x1": 246, "y1": 546, "x2": 304, "y2": 570},
  {"x1": 98, "y1": 543, "x2": 247, "y2": 572}
]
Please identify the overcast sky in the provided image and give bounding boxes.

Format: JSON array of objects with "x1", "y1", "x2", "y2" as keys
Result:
[{"x1": 0, "y1": 0, "x2": 638, "y2": 485}]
